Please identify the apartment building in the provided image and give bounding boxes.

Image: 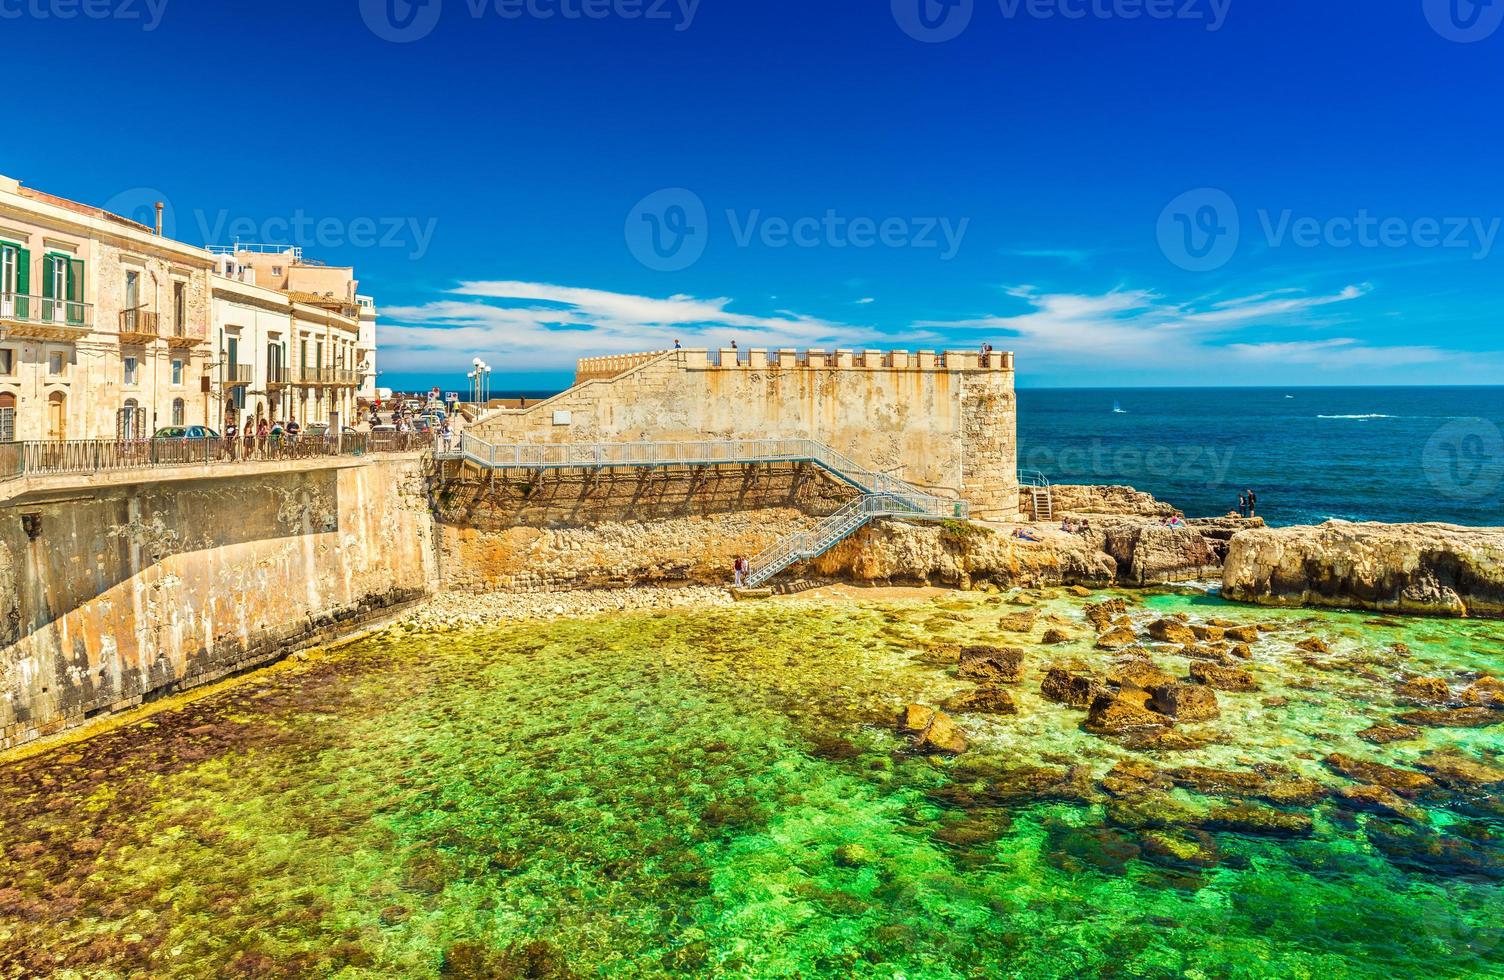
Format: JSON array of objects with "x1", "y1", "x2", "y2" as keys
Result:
[
  {"x1": 0, "y1": 175, "x2": 215, "y2": 441},
  {"x1": 210, "y1": 247, "x2": 368, "y2": 429},
  {"x1": 0, "y1": 174, "x2": 378, "y2": 443}
]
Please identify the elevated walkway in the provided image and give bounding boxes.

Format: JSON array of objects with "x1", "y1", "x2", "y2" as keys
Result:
[{"x1": 440, "y1": 435, "x2": 968, "y2": 587}]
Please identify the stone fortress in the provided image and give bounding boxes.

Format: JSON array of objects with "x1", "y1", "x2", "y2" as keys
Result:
[{"x1": 469, "y1": 346, "x2": 1020, "y2": 518}]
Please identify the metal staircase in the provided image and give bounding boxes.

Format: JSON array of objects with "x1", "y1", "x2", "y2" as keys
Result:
[
  {"x1": 444, "y1": 435, "x2": 968, "y2": 587},
  {"x1": 1019, "y1": 469, "x2": 1053, "y2": 522}
]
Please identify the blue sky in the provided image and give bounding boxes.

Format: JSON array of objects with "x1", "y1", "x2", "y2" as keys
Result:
[{"x1": 4, "y1": 0, "x2": 1501, "y2": 391}]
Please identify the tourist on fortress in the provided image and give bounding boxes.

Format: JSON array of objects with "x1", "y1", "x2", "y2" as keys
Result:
[
  {"x1": 244, "y1": 417, "x2": 258, "y2": 458},
  {"x1": 256, "y1": 419, "x2": 270, "y2": 456},
  {"x1": 440, "y1": 420, "x2": 453, "y2": 453},
  {"x1": 224, "y1": 418, "x2": 238, "y2": 460}
]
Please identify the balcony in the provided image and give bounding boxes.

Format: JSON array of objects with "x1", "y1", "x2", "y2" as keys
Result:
[
  {"x1": 266, "y1": 364, "x2": 290, "y2": 387},
  {"x1": 118, "y1": 307, "x2": 160, "y2": 345},
  {"x1": 222, "y1": 364, "x2": 253, "y2": 386},
  {"x1": 0, "y1": 292, "x2": 93, "y2": 341},
  {"x1": 298, "y1": 366, "x2": 360, "y2": 386},
  {"x1": 166, "y1": 323, "x2": 205, "y2": 349}
]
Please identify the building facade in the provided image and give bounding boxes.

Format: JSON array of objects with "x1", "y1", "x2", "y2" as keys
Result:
[
  {"x1": 0, "y1": 175, "x2": 377, "y2": 442},
  {"x1": 0, "y1": 175, "x2": 215, "y2": 441}
]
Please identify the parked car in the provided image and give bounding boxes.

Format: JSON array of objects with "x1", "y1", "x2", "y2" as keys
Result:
[
  {"x1": 303, "y1": 424, "x2": 359, "y2": 439},
  {"x1": 152, "y1": 426, "x2": 220, "y2": 441}
]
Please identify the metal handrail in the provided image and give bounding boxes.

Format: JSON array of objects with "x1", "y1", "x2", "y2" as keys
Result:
[{"x1": 1018, "y1": 469, "x2": 1051, "y2": 488}]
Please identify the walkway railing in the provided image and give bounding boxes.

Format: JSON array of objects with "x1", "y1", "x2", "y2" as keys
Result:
[
  {"x1": 446, "y1": 434, "x2": 968, "y2": 586},
  {"x1": 0, "y1": 432, "x2": 431, "y2": 482}
]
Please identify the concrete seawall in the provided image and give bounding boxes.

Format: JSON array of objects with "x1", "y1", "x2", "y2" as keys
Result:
[{"x1": 0, "y1": 455, "x2": 439, "y2": 751}]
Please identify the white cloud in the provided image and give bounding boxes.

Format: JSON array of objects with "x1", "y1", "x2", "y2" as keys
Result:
[
  {"x1": 379, "y1": 281, "x2": 919, "y2": 371},
  {"x1": 855, "y1": 297, "x2": 875, "y2": 305},
  {"x1": 914, "y1": 281, "x2": 1455, "y2": 369}
]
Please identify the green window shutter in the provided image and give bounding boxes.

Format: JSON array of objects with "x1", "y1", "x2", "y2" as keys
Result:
[
  {"x1": 40, "y1": 255, "x2": 55, "y2": 299},
  {"x1": 66, "y1": 259, "x2": 85, "y2": 325},
  {"x1": 14, "y1": 248, "x2": 29, "y2": 319}
]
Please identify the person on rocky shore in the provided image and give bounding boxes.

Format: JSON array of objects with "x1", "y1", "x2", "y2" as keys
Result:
[{"x1": 1247, "y1": 489, "x2": 1258, "y2": 517}]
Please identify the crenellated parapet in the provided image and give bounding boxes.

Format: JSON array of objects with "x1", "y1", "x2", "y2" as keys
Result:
[{"x1": 575, "y1": 348, "x2": 1014, "y2": 385}]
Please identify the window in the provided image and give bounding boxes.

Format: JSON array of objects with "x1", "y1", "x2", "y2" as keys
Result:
[
  {"x1": 48, "y1": 351, "x2": 66, "y2": 376},
  {"x1": 0, "y1": 393, "x2": 14, "y2": 443},
  {"x1": 172, "y1": 398, "x2": 185, "y2": 426},
  {"x1": 123, "y1": 357, "x2": 139, "y2": 385},
  {"x1": 173, "y1": 281, "x2": 186, "y2": 335},
  {"x1": 118, "y1": 399, "x2": 143, "y2": 440},
  {"x1": 125, "y1": 270, "x2": 140, "y2": 310},
  {"x1": 0, "y1": 349, "x2": 13, "y2": 375},
  {"x1": 272, "y1": 266, "x2": 284, "y2": 276},
  {"x1": 172, "y1": 359, "x2": 183, "y2": 385},
  {"x1": 41, "y1": 254, "x2": 84, "y2": 324},
  {"x1": 0, "y1": 242, "x2": 26, "y2": 314}
]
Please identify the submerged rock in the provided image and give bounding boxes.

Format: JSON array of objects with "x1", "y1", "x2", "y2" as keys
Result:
[
  {"x1": 1416, "y1": 751, "x2": 1504, "y2": 791},
  {"x1": 958, "y1": 646, "x2": 1026, "y2": 684},
  {"x1": 1148, "y1": 684, "x2": 1221, "y2": 722},
  {"x1": 1100, "y1": 760, "x2": 1173, "y2": 797},
  {"x1": 1224, "y1": 625, "x2": 1261, "y2": 644},
  {"x1": 1109, "y1": 658, "x2": 1178, "y2": 691},
  {"x1": 1148, "y1": 618, "x2": 1198, "y2": 645},
  {"x1": 1201, "y1": 805, "x2": 1314, "y2": 838},
  {"x1": 1085, "y1": 692, "x2": 1173, "y2": 736},
  {"x1": 945, "y1": 686, "x2": 1019, "y2": 716},
  {"x1": 1295, "y1": 637, "x2": 1329, "y2": 654},
  {"x1": 1041, "y1": 666, "x2": 1107, "y2": 709},
  {"x1": 1395, "y1": 676, "x2": 1454, "y2": 706},
  {"x1": 1040, "y1": 628, "x2": 1072, "y2": 645},
  {"x1": 899, "y1": 704, "x2": 968, "y2": 754},
  {"x1": 1356, "y1": 724, "x2": 1423, "y2": 745},
  {"x1": 1337, "y1": 785, "x2": 1429, "y2": 823},
  {"x1": 1461, "y1": 676, "x2": 1504, "y2": 709},
  {"x1": 998, "y1": 610, "x2": 1039, "y2": 633},
  {"x1": 1323, "y1": 754, "x2": 1437, "y2": 798},
  {"x1": 1396, "y1": 707, "x2": 1503, "y2": 729},
  {"x1": 1366, "y1": 819, "x2": 1504, "y2": 881},
  {"x1": 1140, "y1": 828, "x2": 1221, "y2": 869},
  {"x1": 1084, "y1": 598, "x2": 1129, "y2": 632},
  {"x1": 1189, "y1": 661, "x2": 1259, "y2": 692},
  {"x1": 1095, "y1": 627, "x2": 1138, "y2": 650}
]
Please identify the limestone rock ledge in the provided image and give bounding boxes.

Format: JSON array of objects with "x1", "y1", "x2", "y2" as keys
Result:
[
  {"x1": 1222, "y1": 521, "x2": 1504, "y2": 619},
  {"x1": 813, "y1": 521, "x2": 1119, "y2": 588}
]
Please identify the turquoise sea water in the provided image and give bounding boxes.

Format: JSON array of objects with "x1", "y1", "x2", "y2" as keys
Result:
[
  {"x1": 1018, "y1": 386, "x2": 1504, "y2": 526},
  {"x1": 3, "y1": 589, "x2": 1502, "y2": 978}
]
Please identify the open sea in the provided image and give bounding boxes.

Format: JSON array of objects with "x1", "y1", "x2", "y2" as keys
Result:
[{"x1": 1018, "y1": 387, "x2": 1504, "y2": 526}]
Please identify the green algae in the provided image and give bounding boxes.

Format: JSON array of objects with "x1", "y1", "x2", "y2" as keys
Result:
[{"x1": 2, "y1": 590, "x2": 1503, "y2": 978}]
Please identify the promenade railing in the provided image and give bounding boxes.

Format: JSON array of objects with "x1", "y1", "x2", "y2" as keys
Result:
[{"x1": 0, "y1": 432, "x2": 433, "y2": 482}]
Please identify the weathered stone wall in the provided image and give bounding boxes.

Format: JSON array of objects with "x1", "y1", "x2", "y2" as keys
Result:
[
  {"x1": 0, "y1": 456, "x2": 438, "y2": 750},
  {"x1": 469, "y1": 349, "x2": 1019, "y2": 517},
  {"x1": 435, "y1": 462, "x2": 855, "y2": 591}
]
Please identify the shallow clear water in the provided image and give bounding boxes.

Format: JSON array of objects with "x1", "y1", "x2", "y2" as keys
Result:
[{"x1": 2, "y1": 590, "x2": 1502, "y2": 978}]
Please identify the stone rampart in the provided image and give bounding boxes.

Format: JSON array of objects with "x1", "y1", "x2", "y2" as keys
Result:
[
  {"x1": 470, "y1": 348, "x2": 1019, "y2": 518},
  {"x1": 0, "y1": 456, "x2": 439, "y2": 750}
]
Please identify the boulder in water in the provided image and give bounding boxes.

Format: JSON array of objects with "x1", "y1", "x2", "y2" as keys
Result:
[
  {"x1": 1085, "y1": 692, "x2": 1173, "y2": 736},
  {"x1": 899, "y1": 704, "x2": 968, "y2": 754},
  {"x1": 945, "y1": 686, "x2": 1018, "y2": 715},
  {"x1": 1148, "y1": 618, "x2": 1198, "y2": 645},
  {"x1": 1201, "y1": 805, "x2": 1314, "y2": 838},
  {"x1": 1323, "y1": 753, "x2": 1438, "y2": 798},
  {"x1": 1395, "y1": 676, "x2": 1454, "y2": 706},
  {"x1": 1356, "y1": 724, "x2": 1422, "y2": 745},
  {"x1": 958, "y1": 646, "x2": 1025, "y2": 683},
  {"x1": 1189, "y1": 661, "x2": 1259, "y2": 692},
  {"x1": 1149, "y1": 683, "x2": 1220, "y2": 722},
  {"x1": 1397, "y1": 707, "x2": 1503, "y2": 729},
  {"x1": 1041, "y1": 666, "x2": 1107, "y2": 708}
]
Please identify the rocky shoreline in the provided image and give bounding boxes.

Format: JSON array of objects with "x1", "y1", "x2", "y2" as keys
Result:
[{"x1": 401, "y1": 585, "x2": 735, "y2": 631}]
